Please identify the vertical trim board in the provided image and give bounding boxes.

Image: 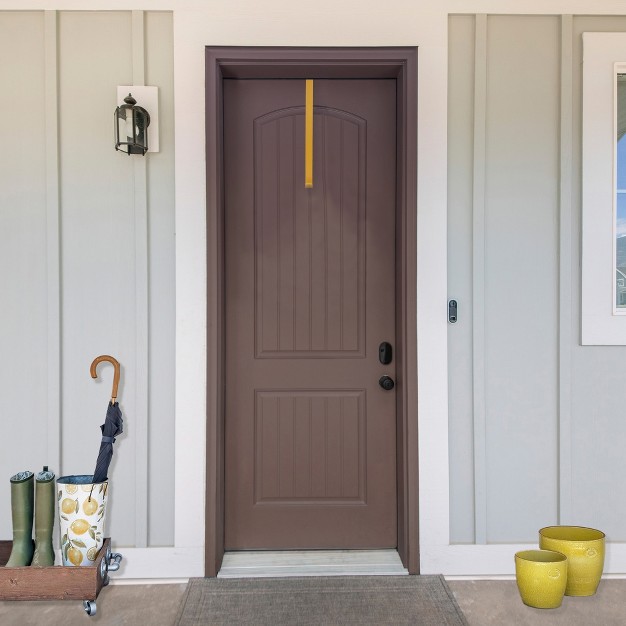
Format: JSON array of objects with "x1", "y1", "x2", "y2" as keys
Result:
[
  {"x1": 558, "y1": 14, "x2": 573, "y2": 524},
  {"x1": 44, "y1": 10, "x2": 61, "y2": 475},
  {"x1": 144, "y1": 9, "x2": 176, "y2": 548},
  {"x1": 402, "y1": 50, "x2": 420, "y2": 575},
  {"x1": 204, "y1": 50, "x2": 225, "y2": 575},
  {"x1": 132, "y1": 11, "x2": 146, "y2": 86},
  {"x1": 472, "y1": 14, "x2": 488, "y2": 545},
  {"x1": 132, "y1": 10, "x2": 149, "y2": 549}
]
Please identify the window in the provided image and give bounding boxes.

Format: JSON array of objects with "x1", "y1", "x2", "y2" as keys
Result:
[
  {"x1": 582, "y1": 33, "x2": 626, "y2": 344},
  {"x1": 616, "y1": 72, "x2": 626, "y2": 311}
]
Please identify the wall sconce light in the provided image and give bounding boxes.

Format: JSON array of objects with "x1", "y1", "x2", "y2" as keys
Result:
[{"x1": 114, "y1": 93, "x2": 150, "y2": 155}]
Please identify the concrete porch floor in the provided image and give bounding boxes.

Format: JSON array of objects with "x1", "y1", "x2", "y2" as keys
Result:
[
  {"x1": 449, "y1": 579, "x2": 626, "y2": 625},
  {"x1": 0, "y1": 579, "x2": 624, "y2": 624}
]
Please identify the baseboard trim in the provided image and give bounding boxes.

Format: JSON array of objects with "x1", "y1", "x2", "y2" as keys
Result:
[
  {"x1": 103, "y1": 546, "x2": 203, "y2": 579},
  {"x1": 422, "y1": 543, "x2": 626, "y2": 576},
  {"x1": 51, "y1": 542, "x2": 626, "y2": 580}
]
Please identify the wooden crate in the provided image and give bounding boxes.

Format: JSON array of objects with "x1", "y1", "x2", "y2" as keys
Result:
[{"x1": 0, "y1": 538, "x2": 109, "y2": 601}]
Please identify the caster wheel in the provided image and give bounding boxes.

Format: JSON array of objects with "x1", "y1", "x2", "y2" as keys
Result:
[
  {"x1": 100, "y1": 556, "x2": 110, "y2": 586},
  {"x1": 83, "y1": 600, "x2": 97, "y2": 616}
]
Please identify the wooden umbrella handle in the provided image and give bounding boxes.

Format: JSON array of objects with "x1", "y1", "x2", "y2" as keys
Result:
[{"x1": 90, "y1": 355, "x2": 121, "y2": 403}]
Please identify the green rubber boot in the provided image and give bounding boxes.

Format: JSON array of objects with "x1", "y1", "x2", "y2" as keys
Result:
[
  {"x1": 31, "y1": 467, "x2": 56, "y2": 567},
  {"x1": 5, "y1": 471, "x2": 34, "y2": 567}
]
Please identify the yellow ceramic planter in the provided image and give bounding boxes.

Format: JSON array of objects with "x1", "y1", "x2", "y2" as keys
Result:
[
  {"x1": 515, "y1": 550, "x2": 568, "y2": 609},
  {"x1": 539, "y1": 526, "x2": 605, "y2": 596}
]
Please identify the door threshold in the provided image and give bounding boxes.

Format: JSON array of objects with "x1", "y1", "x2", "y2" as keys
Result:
[{"x1": 217, "y1": 549, "x2": 408, "y2": 578}]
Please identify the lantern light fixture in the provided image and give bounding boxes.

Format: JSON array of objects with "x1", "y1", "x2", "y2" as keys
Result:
[{"x1": 115, "y1": 93, "x2": 150, "y2": 155}]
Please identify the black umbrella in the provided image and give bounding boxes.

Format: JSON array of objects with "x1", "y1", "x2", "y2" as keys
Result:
[
  {"x1": 90, "y1": 356, "x2": 124, "y2": 483},
  {"x1": 92, "y1": 401, "x2": 124, "y2": 483}
]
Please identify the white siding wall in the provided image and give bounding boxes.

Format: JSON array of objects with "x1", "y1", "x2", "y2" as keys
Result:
[
  {"x1": 449, "y1": 14, "x2": 626, "y2": 546},
  {"x1": 571, "y1": 16, "x2": 626, "y2": 538},
  {"x1": 0, "y1": 12, "x2": 49, "y2": 500},
  {"x1": 0, "y1": 10, "x2": 175, "y2": 552}
]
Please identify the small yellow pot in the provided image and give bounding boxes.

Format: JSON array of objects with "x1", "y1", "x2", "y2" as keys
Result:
[
  {"x1": 515, "y1": 550, "x2": 568, "y2": 609},
  {"x1": 539, "y1": 526, "x2": 605, "y2": 596}
]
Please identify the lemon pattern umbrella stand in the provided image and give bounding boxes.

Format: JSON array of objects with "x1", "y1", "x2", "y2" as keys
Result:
[{"x1": 57, "y1": 476, "x2": 108, "y2": 566}]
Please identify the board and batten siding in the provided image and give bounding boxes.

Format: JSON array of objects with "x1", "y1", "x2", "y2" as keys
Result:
[
  {"x1": 449, "y1": 14, "x2": 626, "y2": 546},
  {"x1": 0, "y1": 10, "x2": 175, "y2": 558}
]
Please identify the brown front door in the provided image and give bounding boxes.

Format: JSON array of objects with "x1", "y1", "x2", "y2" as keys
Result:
[{"x1": 224, "y1": 78, "x2": 397, "y2": 549}]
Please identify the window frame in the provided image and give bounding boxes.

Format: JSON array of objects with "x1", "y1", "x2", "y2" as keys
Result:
[
  {"x1": 614, "y1": 68, "x2": 626, "y2": 314},
  {"x1": 582, "y1": 33, "x2": 626, "y2": 344}
]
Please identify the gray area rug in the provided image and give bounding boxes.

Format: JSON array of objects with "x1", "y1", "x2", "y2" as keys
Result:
[{"x1": 175, "y1": 576, "x2": 468, "y2": 625}]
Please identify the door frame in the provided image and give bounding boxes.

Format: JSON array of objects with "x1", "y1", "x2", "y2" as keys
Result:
[{"x1": 205, "y1": 46, "x2": 418, "y2": 576}]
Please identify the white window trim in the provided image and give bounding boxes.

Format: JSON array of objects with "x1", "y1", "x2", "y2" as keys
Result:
[
  {"x1": 582, "y1": 33, "x2": 626, "y2": 343},
  {"x1": 613, "y1": 70, "x2": 626, "y2": 314}
]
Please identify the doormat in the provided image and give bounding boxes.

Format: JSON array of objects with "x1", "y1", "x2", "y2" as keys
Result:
[{"x1": 174, "y1": 575, "x2": 468, "y2": 626}]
